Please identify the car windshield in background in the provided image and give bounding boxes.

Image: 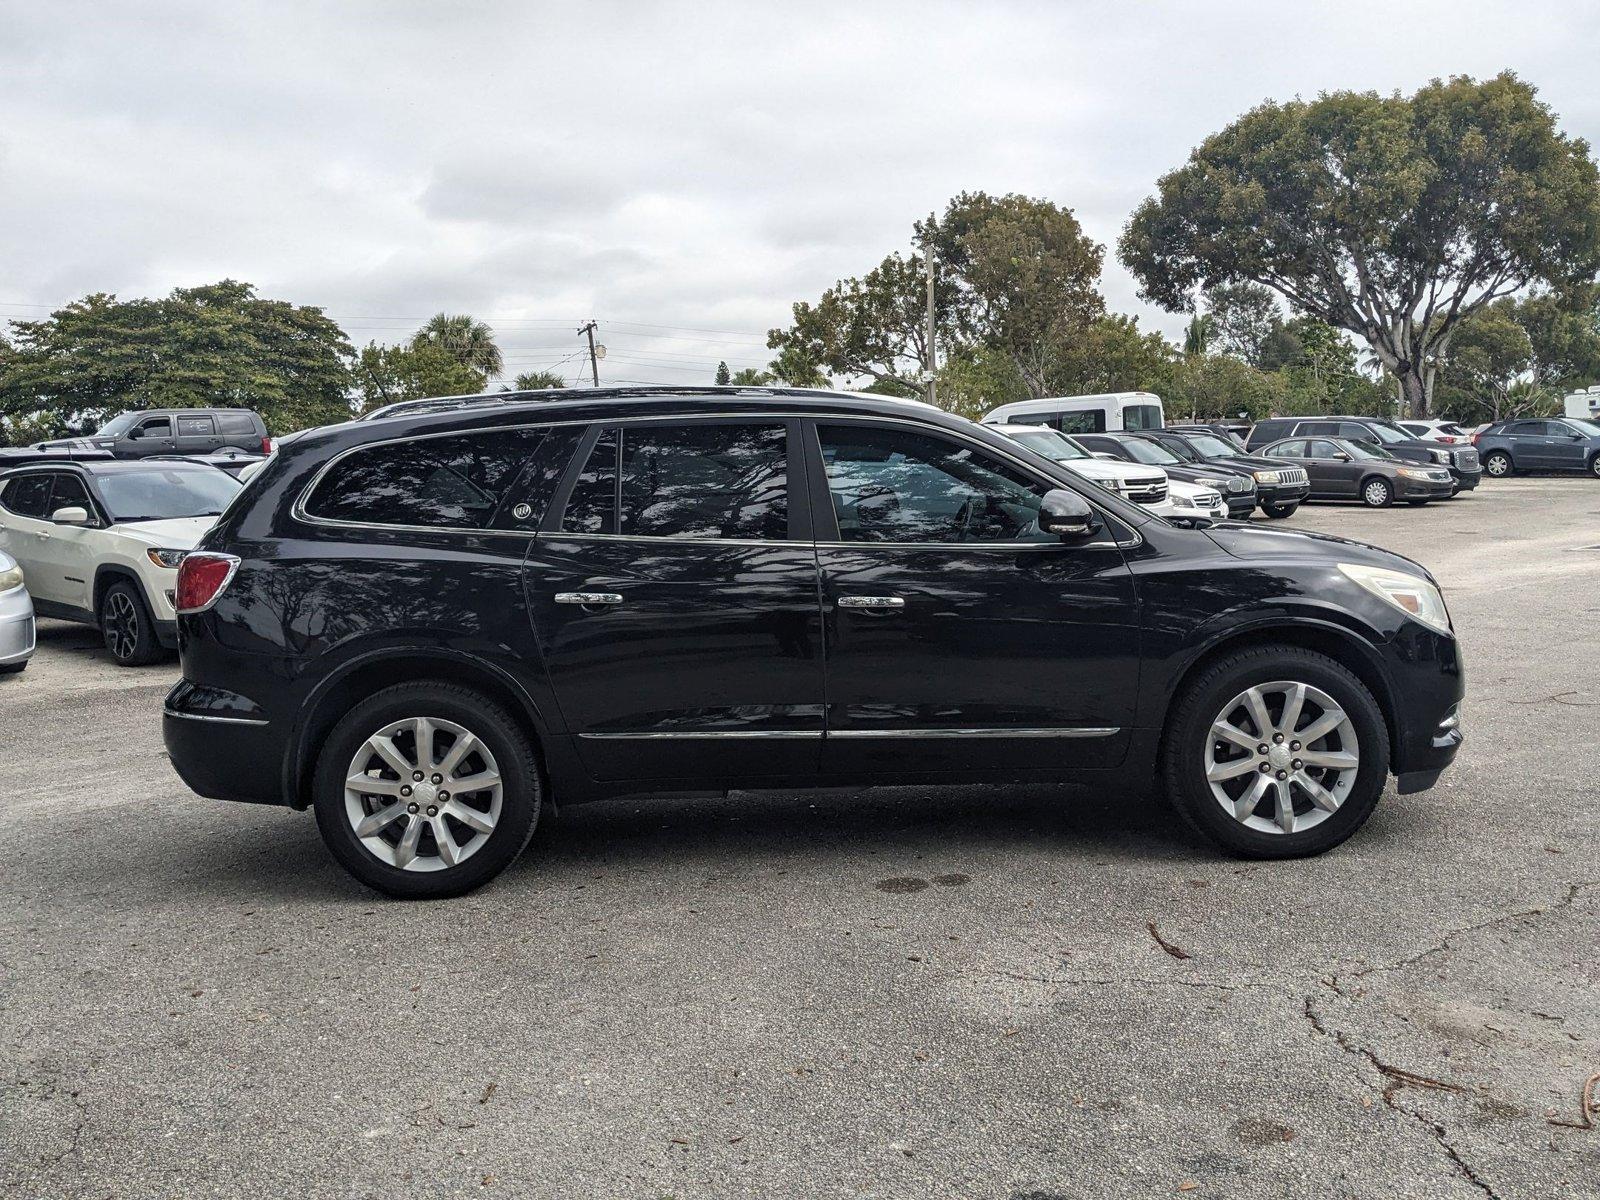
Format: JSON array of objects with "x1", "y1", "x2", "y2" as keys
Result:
[
  {"x1": 1346, "y1": 441, "x2": 1397, "y2": 461},
  {"x1": 1564, "y1": 418, "x2": 1600, "y2": 437},
  {"x1": 97, "y1": 468, "x2": 242, "y2": 521},
  {"x1": 1368, "y1": 423, "x2": 1411, "y2": 445},
  {"x1": 1186, "y1": 434, "x2": 1237, "y2": 457},
  {"x1": 96, "y1": 412, "x2": 139, "y2": 437},
  {"x1": 1009, "y1": 429, "x2": 1089, "y2": 460},
  {"x1": 1117, "y1": 438, "x2": 1182, "y2": 465}
]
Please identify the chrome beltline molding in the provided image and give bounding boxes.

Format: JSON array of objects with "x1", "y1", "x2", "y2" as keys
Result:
[{"x1": 581, "y1": 726, "x2": 1120, "y2": 740}]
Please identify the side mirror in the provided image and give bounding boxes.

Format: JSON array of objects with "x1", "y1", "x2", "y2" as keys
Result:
[
  {"x1": 1331, "y1": 452, "x2": 1352, "y2": 462},
  {"x1": 1039, "y1": 488, "x2": 1099, "y2": 541},
  {"x1": 51, "y1": 506, "x2": 91, "y2": 525}
]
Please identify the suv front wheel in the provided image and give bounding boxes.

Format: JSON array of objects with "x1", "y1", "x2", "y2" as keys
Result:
[
  {"x1": 1162, "y1": 645, "x2": 1390, "y2": 858},
  {"x1": 100, "y1": 580, "x2": 163, "y2": 666},
  {"x1": 1483, "y1": 450, "x2": 1513, "y2": 478},
  {"x1": 313, "y1": 682, "x2": 542, "y2": 899}
]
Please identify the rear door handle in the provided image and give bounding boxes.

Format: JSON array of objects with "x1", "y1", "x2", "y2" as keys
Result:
[
  {"x1": 838, "y1": 595, "x2": 905, "y2": 609},
  {"x1": 555, "y1": 591, "x2": 623, "y2": 606}
]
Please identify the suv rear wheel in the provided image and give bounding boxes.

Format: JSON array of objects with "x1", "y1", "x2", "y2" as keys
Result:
[
  {"x1": 313, "y1": 682, "x2": 541, "y2": 899},
  {"x1": 1161, "y1": 645, "x2": 1390, "y2": 858},
  {"x1": 1483, "y1": 450, "x2": 1513, "y2": 478}
]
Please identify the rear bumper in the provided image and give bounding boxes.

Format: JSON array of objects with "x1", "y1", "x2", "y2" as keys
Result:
[
  {"x1": 0, "y1": 587, "x2": 35, "y2": 665},
  {"x1": 163, "y1": 680, "x2": 286, "y2": 805},
  {"x1": 155, "y1": 618, "x2": 179, "y2": 650}
]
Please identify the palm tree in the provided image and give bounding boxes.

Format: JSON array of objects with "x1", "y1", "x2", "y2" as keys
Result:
[
  {"x1": 1183, "y1": 313, "x2": 1214, "y2": 359},
  {"x1": 411, "y1": 313, "x2": 503, "y2": 377},
  {"x1": 512, "y1": 369, "x2": 567, "y2": 390}
]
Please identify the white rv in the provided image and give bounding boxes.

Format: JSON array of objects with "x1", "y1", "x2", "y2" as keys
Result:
[
  {"x1": 982, "y1": 391, "x2": 1165, "y2": 435},
  {"x1": 1564, "y1": 387, "x2": 1600, "y2": 420}
]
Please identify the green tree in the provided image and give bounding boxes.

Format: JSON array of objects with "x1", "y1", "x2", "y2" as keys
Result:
[
  {"x1": 728, "y1": 367, "x2": 775, "y2": 386},
  {"x1": 1158, "y1": 354, "x2": 1287, "y2": 422},
  {"x1": 1120, "y1": 72, "x2": 1600, "y2": 417},
  {"x1": 1203, "y1": 283, "x2": 1281, "y2": 365},
  {"x1": 1182, "y1": 314, "x2": 1214, "y2": 359},
  {"x1": 510, "y1": 369, "x2": 568, "y2": 390},
  {"x1": 714, "y1": 360, "x2": 731, "y2": 385},
  {"x1": 1045, "y1": 314, "x2": 1174, "y2": 397},
  {"x1": 354, "y1": 342, "x2": 485, "y2": 414},
  {"x1": 411, "y1": 313, "x2": 503, "y2": 378},
  {"x1": 934, "y1": 344, "x2": 1030, "y2": 420},
  {"x1": 0, "y1": 280, "x2": 354, "y2": 434}
]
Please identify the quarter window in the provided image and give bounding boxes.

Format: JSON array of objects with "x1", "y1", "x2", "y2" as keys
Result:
[
  {"x1": 1, "y1": 474, "x2": 54, "y2": 518},
  {"x1": 619, "y1": 423, "x2": 787, "y2": 540},
  {"x1": 561, "y1": 428, "x2": 618, "y2": 534},
  {"x1": 303, "y1": 429, "x2": 548, "y2": 529},
  {"x1": 817, "y1": 424, "x2": 1055, "y2": 544}
]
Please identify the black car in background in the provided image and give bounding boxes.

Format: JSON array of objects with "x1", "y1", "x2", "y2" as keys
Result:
[
  {"x1": 1471, "y1": 417, "x2": 1600, "y2": 478},
  {"x1": 35, "y1": 408, "x2": 272, "y2": 460},
  {"x1": 161, "y1": 386, "x2": 1464, "y2": 898},
  {"x1": 1259, "y1": 437, "x2": 1455, "y2": 507},
  {"x1": 1137, "y1": 429, "x2": 1311, "y2": 519},
  {"x1": 1245, "y1": 415, "x2": 1481, "y2": 493},
  {"x1": 1169, "y1": 421, "x2": 1250, "y2": 448},
  {"x1": 1073, "y1": 432, "x2": 1258, "y2": 517}
]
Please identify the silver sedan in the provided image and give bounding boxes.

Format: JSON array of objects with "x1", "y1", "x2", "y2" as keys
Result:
[{"x1": 0, "y1": 550, "x2": 35, "y2": 674}]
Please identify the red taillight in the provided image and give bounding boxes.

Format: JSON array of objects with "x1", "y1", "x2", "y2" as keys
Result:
[
  {"x1": 260, "y1": 435, "x2": 273, "y2": 454},
  {"x1": 175, "y1": 553, "x2": 240, "y2": 614},
  {"x1": 1471, "y1": 432, "x2": 1481, "y2": 446}
]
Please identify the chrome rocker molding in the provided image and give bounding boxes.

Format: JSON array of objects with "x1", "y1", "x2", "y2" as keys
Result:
[{"x1": 580, "y1": 726, "x2": 1120, "y2": 740}]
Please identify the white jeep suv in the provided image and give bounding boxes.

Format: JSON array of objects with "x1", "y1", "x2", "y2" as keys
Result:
[
  {"x1": 0, "y1": 460, "x2": 240, "y2": 665},
  {"x1": 991, "y1": 425, "x2": 1227, "y2": 521}
]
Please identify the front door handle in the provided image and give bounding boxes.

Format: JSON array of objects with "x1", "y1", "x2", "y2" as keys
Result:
[
  {"x1": 837, "y1": 595, "x2": 905, "y2": 610},
  {"x1": 555, "y1": 591, "x2": 623, "y2": 606}
]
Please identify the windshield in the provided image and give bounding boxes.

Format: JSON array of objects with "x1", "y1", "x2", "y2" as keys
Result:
[
  {"x1": 1186, "y1": 434, "x2": 1237, "y2": 458},
  {"x1": 95, "y1": 412, "x2": 139, "y2": 437},
  {"x1": 96, "y1": 468, "x2": 241, "y2": 521},
  {"x1": 1368, "y1": 422, "x2": 1411, "y2": 445},
  {"x1": 1563, "y1": 418, "x2": 1600, "y2": 437},
  {"x1": 1346, "y1": 441, "x2": 1398, "y2": 461},
  {"x1": 1116, "y1": 438, "x2": 1182, "y2": 466},
  {"x1": 1008, "y1": 429, "x2": 1088, "y2": 461}
]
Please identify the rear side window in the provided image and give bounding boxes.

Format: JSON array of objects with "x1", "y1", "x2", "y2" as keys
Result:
[
  {"x1": 561, "y1": 428, "x2": 618, "y2": 534},
  {"x1": 1123, "y1": 404, "x2": 1162, "y2": 430},
  {"x1": 1, "y1": 474, "x2": 54, "y2": 518},
  {"x1": 177, "y1": 414, "x2": 215, "y2": 437},
  {"x1": 1298, "y1": 421, "x2": 1337, "y2": 436},
  {"x1": 1056, "y1": 411, "x2": 1105, "y2": 435},
  {"x1": 620, "y1": 423, "x2": 787, "y2": 540},
  {"x1": 215, "y1": 412, "x2": 256, "y2": 435},
  {"x1": 303, "y1": 429, "x2": 548, "y2": 529},
  {"x1": 1266, "y1": 440, "x2": 1306, "y2": 457}
]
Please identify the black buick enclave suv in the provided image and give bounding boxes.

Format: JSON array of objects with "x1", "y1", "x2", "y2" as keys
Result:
[{"x1": 163, "y1": 388, "x2": 1464, "y2": 898}]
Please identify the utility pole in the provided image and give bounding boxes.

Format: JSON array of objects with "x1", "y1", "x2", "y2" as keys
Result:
[
  {"x1": 924, "y1": 229, "x2": 937, "y2": 407},
  {"x1": 579, "y1": 320, "x2": 600, "y2": 386}
]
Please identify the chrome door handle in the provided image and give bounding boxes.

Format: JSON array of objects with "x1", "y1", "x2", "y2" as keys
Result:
[
  {"x1": 838, "y1": 595, "x2": 905, "y2": 609},
  {"x1": 555, "y1": 591, "x2": 623, "y2": 606}
]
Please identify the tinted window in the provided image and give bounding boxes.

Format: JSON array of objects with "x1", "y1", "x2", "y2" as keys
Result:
[
  {"x1": 1, "y1": 474, "x2": 54, "y2": 517},
  {"x1": 1265, "y1": 441, "x2": 1306, "y2": 458},
  {"x1": 1123, "y1": 403, "x2": 1162, "y2": 430},
  {"x1": 496, "y1": 425, "x2": 584, "y2": 530},
  {"x1": 619, "y1": 423, "x2": 787, "y2": 540},
  {"x1": 98, "y1": 468, "x2": 242, "y2": 521},
  {"x1": 1186, "y1": 434, "x2": 1237, "y2": 458},
  {"x1": 1057, "y1": 411, "x2": 1105, "y2": 435},
  {"x1": 1307, "y1": 440, "x2": 1342, "y2": 458},
  {"x1": 176, "y1": 414, "x2": 215, "y2": 437},
  {"x1": 1114, "y1": 438, "x2": 1182, "y2": 466},
  {"x1": 817, "y1": 424, "x2": 1054, "y2": 545},
  {"x1": 49, "y1": 472, "x2": 94, "y2": 515},
  {"x1": 561, "y1": 428, "x2": 618, "y2": 534},
  {"x1": 304, "y1": 429, "x2": 547, "y2": 529},
  {"x1": 1298, "y1": 422, "x2": 1337, "y2": 436},
  {"x1": 215, "y1": 412, "x2": 256, "y2": 435},
  {"x1": 1153, "y1": 435, "x2": 1199, "y2": 461},
  {"x1": 137, "y1": 417, "x2": 172, "y2": 438},
  {"x1": 1007, "y1": 429, "x2": 1088, "y2": 461}
]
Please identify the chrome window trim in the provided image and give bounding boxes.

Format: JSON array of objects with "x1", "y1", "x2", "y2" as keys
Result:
[
  {"x1": 162, "y1": 706, "x2": 269, "y2": 727},
  {"x1": 290, "y1": 409, "x2": 1141, "y2": 550}
]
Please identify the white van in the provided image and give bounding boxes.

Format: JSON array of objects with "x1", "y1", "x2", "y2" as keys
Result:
[{"x1": 983, "y1": 391, "x2": 1165, "y2": 435}]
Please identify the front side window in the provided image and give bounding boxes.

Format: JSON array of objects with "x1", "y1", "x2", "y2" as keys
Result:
[
  {"x1": 137, "y1": 417, "x2": 172, "y2": 439},
  {"x1": 48, "y1": 473, "x2": 95, "y2": 516},
  {"x1": 98, "y1": 468, "x2": 241, "y2": 522},
  {"x1": 1, "y1": 474, "x2": 54, "y2": 518},
  {"x1": 1307, "y1": 440, "x2": 1343, "y2": 458},
  {"x1": 619, "y1": 423, "x2": 787, "y2": 540},
  {"x1": 303, "y1": 429, "x2": 546, "y2": 529},
  {"x1": 817, "y1": 424, "x2": 1054, "y2": 545}
]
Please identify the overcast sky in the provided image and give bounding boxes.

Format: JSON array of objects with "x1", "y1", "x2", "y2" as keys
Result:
[{"x1": 3, "y1": 1, "x2": 1598, "y2": 386}]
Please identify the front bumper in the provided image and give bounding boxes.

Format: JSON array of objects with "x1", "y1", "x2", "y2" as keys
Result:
[
  {"x1": 0, "y1": 586, "x2": 36, "y2": 666},
  {"x1": 1256, "y1": 482, "x2": 1310, "y2": 508},
  {"x1": 1448, "y1": 466, "x2": 1481, "y2": 491},
  {"x1": 1395, "y1": 475, "x2": 1455, "y2": 500}
]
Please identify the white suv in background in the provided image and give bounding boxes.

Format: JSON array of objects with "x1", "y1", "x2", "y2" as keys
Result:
[
  {"x1": 992, "y1": 425, "x2": 1227, "y2": 520},
  {"x1": 0, "y1": 460, "x2": 240, "y2": 665}
]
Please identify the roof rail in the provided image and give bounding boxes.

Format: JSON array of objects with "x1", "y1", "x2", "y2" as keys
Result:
[{"x1": 354, "y1": 384, "x2": 849, "y2": 423}]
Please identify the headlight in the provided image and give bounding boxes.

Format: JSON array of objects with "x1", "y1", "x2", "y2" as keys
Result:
[
  {"x1": 1173, "y1": 494, "x2": 1195, "y2": 508},
  {"x1": 146, "y1": 548, "x2": 187, "y2": 569},
  {"x1": 1338, "y1": 563, "x2": 1452, "y2": 634},
  {"x1": 0, "y1": 564, "x2": 22, "y2": 592},
  {"x1": 1097, "y1": 479, "x2": 1118, "y2": 491},
  {"x1": 1397, "y1": 467, "x2": 1434, "y2": 480},
  {"x1": 1252, "y1": 469, "x2": 1280, "y2": 484},
  {"x1": 1430, "y1": 449, "x2": 1451, "y2": 464}
]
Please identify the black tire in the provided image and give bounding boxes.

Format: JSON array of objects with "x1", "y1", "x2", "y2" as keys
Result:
[
  {"x1": 0, "y1": 661, "x2": 25, "y2": 675},
  {"x1": 313, "y1": 682, "x2": 541, "y2": 899},
  {"x1": 1161, "y1": 644, "x2": 1390, "y2": 859},
  {"x1": 99, "y1": 580, "x2": 164, "y2": 666},
  {"x1": 1360, "y1": 477, "x2": 1393, "y2": 508},
  {"x1": 1589, "y1": 454, "x2": 1600, "y2": 479},
  {"x1": 1261, "y1": 503, "x2": 1298, "y2": 519},
  {"x1": 1406, "y1": 498, "x2": 1428, "y2": 506},
  {"x1": 1483, "y1": 450, "x2": 1513, "y2": 478}
]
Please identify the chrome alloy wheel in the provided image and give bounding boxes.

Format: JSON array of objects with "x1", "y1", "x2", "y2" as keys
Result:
[
  {"x1": 344, "y1": 716, "x2": 503, "y2": 872},
  {"x1": 1203, "y1": 681, "x2": 1360, "y2": 835},
  {"x1": 103, "y1": 591, "x2": 140, "y2": 661}
]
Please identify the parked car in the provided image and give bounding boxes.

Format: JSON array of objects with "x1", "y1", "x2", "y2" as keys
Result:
[
  {"x1": 1246, "y1": 416, "x2": 1481, "y2": 494},
  {"x1": 1072, "y1": 432, "x2": 1258, "y2": 518},
  {"x1": 1136, "y1": 430, "x2": 1310, "y2": 519},
  {"x1": 991, "y1": 425, "x2": 1225, "y2": 521},
  {"x1": 983, "y1": 391, "x2": 1165, "y2": 435},
  {"x1": 0, "y1": 446, "x2": 114, "y2": 470},
  {"x1": 0, "y1": 460, "x2": 241, "y2": 664},
  {"x1": 146, "y1": 449, "x2": 268, "y2": 478},
  {"x1": 1168, "y1": 421, "x2": 1250, "y2": 448},
  {"x1": 1396, "y1": 419, "x2": 1471, "y2": 444},
  {"x1": 1258, "y1": 437, "x2": 1455, "y2": 507},
  {"x1": 34, "y1": 408, "x2": 272, "y2": 460},
  {"x1": 161, "y1": 387, "x2": 1464, "y2": 898},
  {"x1": 1471, "y1": 417, "x2": 1600, "y2": 479},
  {"x1": 0, "y1": 549, "x2": 34, "y2": 674}
]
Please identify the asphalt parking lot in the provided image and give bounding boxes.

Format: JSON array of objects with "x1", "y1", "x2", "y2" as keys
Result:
[{"x1": 2, "y1": 477, "x2": 1597, "y2": 1199}]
